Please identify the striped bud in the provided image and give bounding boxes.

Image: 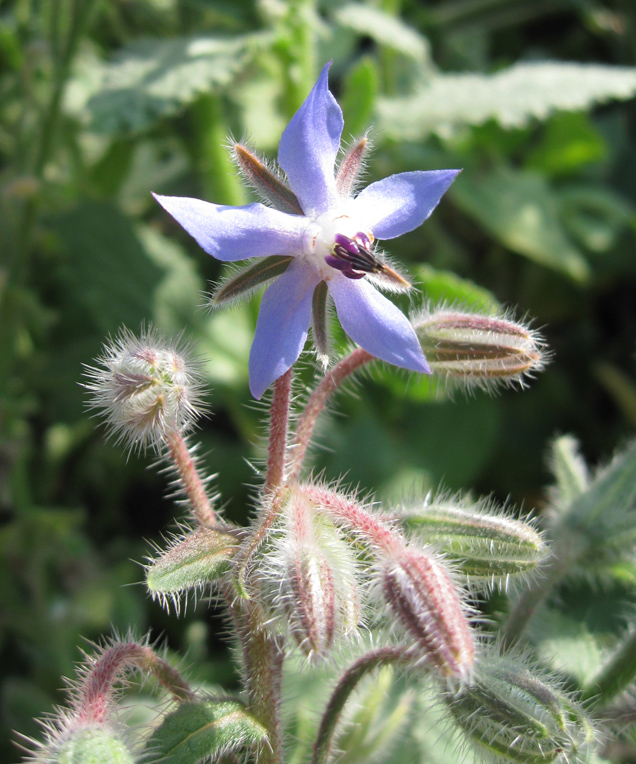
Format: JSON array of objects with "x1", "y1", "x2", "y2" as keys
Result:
[
  {"x1": 448, "y1": 656, "x2": 595, "y2": 763},
  {"x1": 84, "y1": 327, "x2": 203, "y2": 452},
  {"x1": 381, "y1": 547, "x2": 474, "y2": 679},
  {"x1": 412, "y1": 308, "x2": 547, "y2": 392},
  {"x1": 397, "y1": 498, "x2": 547, "y2": 582},
  {"x1": 262, "y1": 488, "x2": 359, "y2": 659}
]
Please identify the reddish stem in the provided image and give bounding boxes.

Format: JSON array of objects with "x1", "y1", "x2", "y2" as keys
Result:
[
  {"x1": 166, "y1": 431, "x2": 219, "y2": 528},
  {"x1": 76, "y1": 641, "x2": 195, "y2": 725},
  {"x1": 265, "y1": 369, "x2": 293, "y2": 493},
  {"x1": 290, "y1": 348, "x2": 373, "y2": 480}
]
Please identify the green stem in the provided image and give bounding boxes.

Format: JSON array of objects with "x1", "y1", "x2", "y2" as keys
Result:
[
  {"x1": 582, "y1": 629, "x2": 636, "y2": 707},
  {"x1": 311, "y1": 647, "x2": 410, "y2": 764},
  {"x1": 278, "y1": 0, "x2": 316, "y2": 118},
  {"x1": 228, "y1": 596, "x2": 285, "y2": 764},
  {"x1": 191, "y1": 94, "x2": 246, "y2": 206}
]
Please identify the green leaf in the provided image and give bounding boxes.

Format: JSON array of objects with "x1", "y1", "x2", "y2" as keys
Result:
[
  {"x1": 525, "y1": 112, "x2": 607, "y2": 176},
  {"x1": 452, "y1": 167, "x2": 590, "y2": 282},
  {"x1": 340, "y1": 56, "x2": 380, "y2": 138},
  {"x1": 414, "y1": 265, "x2": 500, "y2": 312},
  {"x1": 377, "y1": 62, "x2": 636, "y2": 139},
  {"x1": 146, "y1": 528, "x2": 239, "y2": 598},
  {"x1": 334, "y1": 4, "x2": 430, "y2": 64},
  {"x1": 84, "y1": 34, "x2": 269, "y2": 135},
  {"x1": 50, "y1": 201, "x2": 164, "y2": 333},
  {"x1": 146, "y1": 699, "x2": 268, "y2": 764},
  {"x1": 548, "y1": 435, "x2": 589, "y2": 508}
]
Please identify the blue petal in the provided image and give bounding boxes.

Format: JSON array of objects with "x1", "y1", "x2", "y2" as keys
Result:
[
  {"x1": 249, "y1": 261, "x2": 321, "y2": 399},
  {"x1": 329, "y1": 277, "x2": 430, "y2": 373},
  {"x1": 278, "y1": 63, "x2": 343, "y2": 218},
  {"x1": 153, "y1": 194, "x2": 307, "y2": 261},
  {"x1": 350, "y1": 170, "x2": 460, "y2": 240}
]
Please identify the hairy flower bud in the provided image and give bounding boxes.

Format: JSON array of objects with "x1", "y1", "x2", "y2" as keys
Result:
[
  {"x1": 397, "y1": 496, "x2": 547, "y2": 583},
  {"x1": 447, "y1": 655, "x2": 595, "y2": 763},
  {"x1": 381, "y1": 546, "x2": 474, "y2": 679},
  {"x1": 56, "y1": 726, "x2": 135, "y2": 764},
  {"x1": 261, "y1": 487, "x2": 359, "y2": 659},
  {"x1": 412, "y1": 307, "x2": 547, "y2": 392},
  {"x1": 84, "y1": 326, "x2": 204, "y2": 451}
]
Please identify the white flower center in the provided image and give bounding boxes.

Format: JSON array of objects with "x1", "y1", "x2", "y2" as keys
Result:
[{"x1": 302, "y1": 212, "x2": 374, "y2": 280}]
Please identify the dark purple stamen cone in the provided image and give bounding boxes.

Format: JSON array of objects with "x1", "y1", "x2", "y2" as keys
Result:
[
  {"x1": 327, "y1": 233, "x2": 385, "y2": 280},
  {"x1": 382, "y1": 549, "x2": 475, "y2": 679}
]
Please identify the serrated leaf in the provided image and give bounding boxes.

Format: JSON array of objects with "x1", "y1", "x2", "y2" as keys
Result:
[
  {"x1": 146, "y1": 699, "x2": 268, "y2": 764},
  {"x1": 452, "y1": 167, "x2": 590, "y2": 282},
  {"x1": 85, "y1": 34, "x2": 269, "y2": 135},
  {"x1": 147, "y1": 528, "x2": 239, "y2": 596},
  {"x1": 334, "y1": 4, "x2": 430, "y2": 64},
  {"x1": 377, "y1": 62, "x2": 636, "y2": 139}
]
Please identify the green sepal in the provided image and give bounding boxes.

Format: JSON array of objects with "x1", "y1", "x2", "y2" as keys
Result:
[
  {"x1": 448, "y1": 657, "x2": 594, "y2": 764},
  {"x1": 145, "y1": 699, "x2": 268, "y2": 764},
  {"x1": 399, "y1": 502, "x2": 546, "y2": 580},
  {"x1": 58, "y1": 727, "x2": 135, "y2": 764},
  {"x1": 233, "y1": 143, "x2": 303, "y2": 214},
  {"x1": 312, "y1": 281, "x2": 329, "y2": 366},
  {"x1": 212, "y1": 256, "x2": 294, "y2": 307},
  {"x1": 146, "y1": 527, "x2": 239, "y2": 597}
]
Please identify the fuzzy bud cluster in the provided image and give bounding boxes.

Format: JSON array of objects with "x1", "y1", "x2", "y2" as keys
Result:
[
  {"x1": 279, "y1": 483, "x2": 475, "y2": 678},
  {"x1": 260, "y1": 486, "x2": 359, "y2": 660},
  {"x1": 413, "y1": 307, "x2": 547, "y2": 392},
  {"x1": 84, "y1": 327, "x2": 204, "y2": 451}
]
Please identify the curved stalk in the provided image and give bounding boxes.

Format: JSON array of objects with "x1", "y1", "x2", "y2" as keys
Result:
[
  {"x1": 290, "y1": 348, "x2": 373, "y2": 480},
  {"x1": 582, "y1": 629, "x2": 636, "y2": 707},
  {"x1": 311, "y1": 647, "x2": 411, "y2": 764}
]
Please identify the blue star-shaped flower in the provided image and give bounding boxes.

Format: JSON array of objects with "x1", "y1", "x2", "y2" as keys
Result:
[{"x1": 154, "y1": 64, "x2": 459, "y2": 399}]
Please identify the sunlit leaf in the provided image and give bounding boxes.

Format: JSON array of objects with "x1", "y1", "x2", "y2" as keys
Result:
[
  {"x1": 378, "y1": 62, "x2": 636, "y2": 139},
  {"x1": 85, "y1": 34, "x2": 270, "y2": 134},
  {"x1": 451, "y1": 167, "x2": 590, "y2": 281},
  {"x1": 146, "y1": 699, "x2": 268, "y2": 763},
  {"x1": 334, "y1": 4, "x2": 430, "y2": 64}
]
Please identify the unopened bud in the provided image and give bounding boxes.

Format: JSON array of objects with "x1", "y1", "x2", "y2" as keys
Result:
[
  {"x1": 261, "y1": 487, "x2": 359, "y2": 659},
  {"x1": 56, "y1": 726, "x2": 135, "y2": 764},
  {"x1": 381, "y1": 547, "x2": 474, "y2": 679},
  {"x1": 84, "y1": 326, "x2": 204, "y2": 451},
  {"x1": 412, "y1": 308, "x2": 547, "y2": 392},
  {"x1": 448, "y1": 655, "x2": 594, "y2": 763},
  {"x1": 397, "y1": 497, "x2": 547, "y2": 583}
]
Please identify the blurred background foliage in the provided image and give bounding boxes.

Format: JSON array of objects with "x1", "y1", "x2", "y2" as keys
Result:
[{"x1": 2, "y1": 0, "x2": 636, "y2": 760}]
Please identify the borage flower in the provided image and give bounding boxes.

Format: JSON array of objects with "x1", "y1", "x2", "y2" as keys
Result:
[{"x1": 154, "y1": 64, "x2": 459, "y2": 399}]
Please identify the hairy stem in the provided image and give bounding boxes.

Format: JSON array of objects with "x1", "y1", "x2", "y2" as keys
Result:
[
  {"x1": 165, "y1": 431, "x2": 220, "y2": 528},
  {"x1": 266, "y1": 369, "x2": 293, "y2": 493},
  {"x1": 311, "y1": 647, "x2": 410, "y2": 764},
  {"x1": 290, "y1": 348, "x2": 373, "y2": 480},
  {"x1": 228, "y1": 596, "x2": 285, "y2": 764},
  {"x1": 582, "y1": 628, "x2": 636, "y2": 707}
]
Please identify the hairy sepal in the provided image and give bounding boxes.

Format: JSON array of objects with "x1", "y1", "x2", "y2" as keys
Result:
[
  {"x1": 56, "y1": 726, "x2": 135, "y2": 764},
  {"x1": 232, "y1": 142, "x2": 303, "y2": 214},
  {"x1": 211, "y1": 255, "x2": 294, "y2": 308}
]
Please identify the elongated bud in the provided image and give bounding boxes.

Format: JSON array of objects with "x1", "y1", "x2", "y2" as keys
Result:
[
  {"x1": 397, "y1": 496, "x2": 547, "y2": 583},
  {"x1": 261, "y1": 487, "x2": 359, "y2": 659},
  {"x1": 412, "y1": 307, "x2": 547, "y2": 392},
  {"x1": 447, "y1": 655, "x2": 595, "y2": 763},
  {"x1": 146, "y1": 527, "x2": 240, "y2": 611},
  {"x1": 84, "y1": 326, "x2": 204, "y2": 452},
  {"x1": 381, "y1": 546, "x2": 474, "y2": 679}
]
